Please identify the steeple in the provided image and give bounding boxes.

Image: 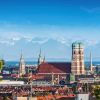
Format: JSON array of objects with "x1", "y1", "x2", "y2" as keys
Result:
[
  {"x1": 39, "y1": 48, "x2": 41, "y2": 58},
  {"x1": 38, "y1": 48, "x2": 46, "y2": 65},
  {"x1": 19, "y1": 53, "x2": 25, "y2": 76},
  {"x1": 90, "y1": 51, "x2": 93, "y2": 72},
  {"x1": 20, "y1": 53, "x2": 23, "y2": 60},
  {"x1": 43, "y1": 55, "x2": 45, "y2": 63},
  {"x1": 38, "y1": 48, "x2": 42, "y2": 65}
]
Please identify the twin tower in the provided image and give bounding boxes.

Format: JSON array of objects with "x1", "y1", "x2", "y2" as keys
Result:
[
  {"x1": 71, "y1": 42, "x2": 85, "y2": 75},
  {"x1": 19, "y1": 41, "x2": 85, "y2": 76}
]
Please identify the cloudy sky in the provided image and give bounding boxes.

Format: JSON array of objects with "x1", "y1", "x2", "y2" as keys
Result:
[{"x1": 0, "y1": 0, "x2": 100, "y2": 61}]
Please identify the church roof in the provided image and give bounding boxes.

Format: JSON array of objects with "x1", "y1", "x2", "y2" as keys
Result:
[{"x1": 38, "y1": 62, "x2": 71, "y2": 73}]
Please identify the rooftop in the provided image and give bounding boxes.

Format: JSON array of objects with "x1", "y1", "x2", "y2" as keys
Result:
[{"x1": 38, "y1": 62, "x2": 71, "y2": 74}]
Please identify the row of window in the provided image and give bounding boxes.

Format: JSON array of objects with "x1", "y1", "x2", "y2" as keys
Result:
[
  {"x1": 72, "y1": 57, "x2": 84, "y2": 60},
  {"x1": 72, "y1": 62, "x2": 84, "y2": 66},
  {"x1": 73, "y1": 51, "x2": 84, "y2": 54}
]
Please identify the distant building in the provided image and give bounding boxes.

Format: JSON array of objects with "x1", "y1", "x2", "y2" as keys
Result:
[
  {"x1": 90, "y1": 51, "x2": 93, "y2": 72},
  {"x1": 95, "y1": 65, "x2": 100, "y2": 74},
  {"x1": 19, "y1": 54, "x2": 25, "y2": 76},
  {"x1": 71, "y1": 42, "x2": 85, "y2": 75}
]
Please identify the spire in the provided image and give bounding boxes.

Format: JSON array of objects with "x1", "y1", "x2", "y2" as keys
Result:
[
  {"x1": 20, "y1": 50, "x2": 23, "y2": 59},
  {"x1": 90, "y1": 51, "x2": 93, "y2": 72},
  {"x1": 39, "y1": 48, "x2": 41, "y2": 57},
  {"x1": 43, "y1": 55, "x2": 45, "y2": 63},
  {"x1": 38, "y1": 48, "x2": 42, "y2": 65},
  {"x1": 19, "y1": 52, "x2": 25, "y2": 76},
  {"x1": 20, "y1": 53, "x2": 23, "y2": 60}
]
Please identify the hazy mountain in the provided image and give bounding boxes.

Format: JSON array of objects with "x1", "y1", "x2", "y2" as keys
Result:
[{"x1": 0, "y1": 37, "x2": 100, "y2": 61}]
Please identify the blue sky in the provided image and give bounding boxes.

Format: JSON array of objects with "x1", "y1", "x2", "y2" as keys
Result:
[{"x1": 0, "y1": 0, "x2": 100, "y2": 61}]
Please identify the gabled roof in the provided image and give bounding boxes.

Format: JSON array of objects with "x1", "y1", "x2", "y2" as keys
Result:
[{"x1": 38, "y1": 62, "x2": 71, "y2": 73}]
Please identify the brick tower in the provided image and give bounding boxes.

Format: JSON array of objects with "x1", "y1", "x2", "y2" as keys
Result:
[{"x1": 71, "y1": 42, "x2": 85, "y2": 75}]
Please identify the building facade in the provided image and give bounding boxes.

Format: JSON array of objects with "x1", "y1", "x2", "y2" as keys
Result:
[
  {"x1": 71, "y1": 42, "x2": 85, "y2": 75},
  {"x1": 38, "y1": 62, "x2": 71, "y2": 85}
]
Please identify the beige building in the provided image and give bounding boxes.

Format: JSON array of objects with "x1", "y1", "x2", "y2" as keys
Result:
[
  {"x1": 71, "y1": 42, "x2": 85, "y2": 75},
  {"x1": 90, "y1": 51, "x2": 93, "y2": 72},
  {"x1": 19, "y1": 54, "x2": 25, "y2": 76}
]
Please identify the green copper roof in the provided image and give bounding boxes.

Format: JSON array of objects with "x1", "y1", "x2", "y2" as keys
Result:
[{"x1": 72, "y1": 41, "x2": 83, "y2": 48}]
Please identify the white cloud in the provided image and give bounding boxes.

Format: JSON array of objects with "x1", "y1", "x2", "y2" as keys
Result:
[
  {"x1": 0, "y1": 39, "x2": 15, "y2": 45},
  {"x1": 84, "y1": 40, "x2": 99, "y2": 47},
  {"x1": 31, "y1": 37, "x2": 49, "y2": 44},
  {"x1": 0, "y1": 22, "x2": 100, "y2": 48}
]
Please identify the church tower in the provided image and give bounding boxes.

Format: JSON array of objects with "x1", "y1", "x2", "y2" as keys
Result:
[
  {"x1": 38, "y1": 49, "x2": 46, "y2": 65},
  {"x1": 90, "y1": 51, "x2": 93, "y2": 72},
  {"x1": 38, "y1": 49, "x2": 43, "y2": 65},
  {"x1": 43, "y1": 56, "x2": 45, "y2": 63},
  {"x1": 19, "y1": 54, "x2": 25, "y2": 76},
  {"x1": 71, "y1": 42, "x2": 85, "y2": 75}
]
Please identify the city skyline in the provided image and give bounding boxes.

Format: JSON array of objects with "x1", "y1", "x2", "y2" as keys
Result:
[{"x1": 0, "y1": 0, "x2": 100, "y2": 60}]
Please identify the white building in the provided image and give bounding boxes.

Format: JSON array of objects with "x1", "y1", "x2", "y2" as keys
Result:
[{"x1": 76, "y1": 94, "x2": 89, "y2": 100}]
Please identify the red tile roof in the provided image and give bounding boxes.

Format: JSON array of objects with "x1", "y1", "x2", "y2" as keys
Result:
[{"x1": 38, "y1": 62, "x2": 71, "y2": 73}]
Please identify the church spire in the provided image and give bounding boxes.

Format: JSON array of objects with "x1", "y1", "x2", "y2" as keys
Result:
[
  {"x1": 20, "y1": 52, "x2": 23, "y2": 60},
  {"x1": 39, "y1": 48, "x2": 41, "y2": 58},
  {"x1": 90, "y1": 51, "x2": 93, "y2": 72},
  {"x1": 20, "y1": 50, "x2": 23, "y2": 60},
  {"x1": 38, "y1": 48, "x2": 42, "y2": 65},
  {"x1": 19, "y1": 52, "x2": 25, "y2": 76},
  {"x1": 43, "y1": 55, "x2": 45, "y2": 63}
]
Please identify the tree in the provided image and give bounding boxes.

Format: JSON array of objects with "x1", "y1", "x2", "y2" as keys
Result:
[
  {"x1": 0, "y1": 60, "x2": 4, "y2": 72},
  {"x1": 94, "y1": 86, "x2": 100, "y2": 100}
]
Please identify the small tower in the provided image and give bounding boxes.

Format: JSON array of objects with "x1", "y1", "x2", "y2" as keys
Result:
[
  {"x1": 90, "y1": 51, "x2": 93, "y2": 72},
  {"x1": 19, "y1": 54, "x2": 25, "y2": 76},
  {"x1": 38, "y1": 49, "x2": 43, "y2": 65},
  {"x1": 43, "y1": 56, "x2": 45, "y2": 63}
]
